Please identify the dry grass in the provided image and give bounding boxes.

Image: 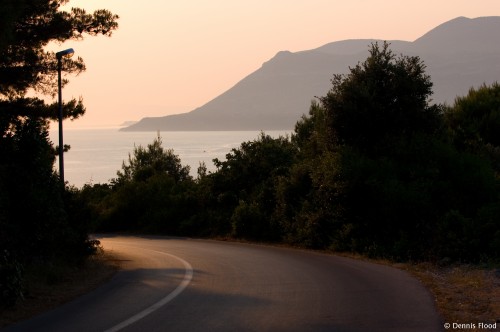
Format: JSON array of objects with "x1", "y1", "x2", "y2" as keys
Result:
[
  {"x1": 0, "y1": 250, "x2": 120, "y2": 328},
  {"x1": 404, "y1": 263, "x2": 500, "y2": 330}
]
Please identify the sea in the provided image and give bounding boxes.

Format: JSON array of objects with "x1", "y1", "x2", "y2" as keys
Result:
[{"x1": 48, "y1": 128, "x2": 292, "y2": 188}]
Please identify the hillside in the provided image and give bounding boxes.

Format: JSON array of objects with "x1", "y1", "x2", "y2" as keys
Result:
[{"x1": 123, "y1": 16, "x2": 500, "y2": 131}]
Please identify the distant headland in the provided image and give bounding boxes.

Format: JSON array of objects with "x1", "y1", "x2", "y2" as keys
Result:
[{"x1": 121, "y1": 16, "x2": 500, "y2": 132}]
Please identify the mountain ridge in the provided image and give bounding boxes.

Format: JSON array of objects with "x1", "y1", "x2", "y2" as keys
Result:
[{"x1": 123, "y1": 16, "x2": 500, "y2": 131}]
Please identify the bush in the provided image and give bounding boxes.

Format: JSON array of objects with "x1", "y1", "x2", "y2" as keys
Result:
[
  {"x1": 93, "y1": 136, "x2": 196, "y2": 234},
  {"x1": 0, "y1": 250, "x2": 24, "y2": 307}
]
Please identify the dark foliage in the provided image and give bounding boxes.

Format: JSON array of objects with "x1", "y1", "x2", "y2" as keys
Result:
[
  {"x1": 210, "y1": 133, "x2": 297, "y2": 240},
  {"x1": 445, "y1": 82, "x2": 500, "y2": 175},
  {"x1": 281, "y1": 43, "x2": 499, "y2": 261},
  {"x1": 0, "y1": 0, "x2": 118, "y2": 306},
  {"x1": 92, "y1": 136, "x2": 196, "y2": 234},
  {"x1": 319, "y1": 42, "x2": 442, "y2": 156},
  {"x1": 78, "y1": 43, "x2": 499, "y2": 266},
  {"x1": 0, "y1": 119, "x2": 100, "y2": 307}
]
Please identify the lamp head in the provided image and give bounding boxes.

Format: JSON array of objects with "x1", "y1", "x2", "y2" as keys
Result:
[{"x1": 56, "y1": 48, "x2": 75, "y2": 60}]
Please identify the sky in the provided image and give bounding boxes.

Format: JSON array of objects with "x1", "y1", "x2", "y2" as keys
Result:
[{"x1": 48, "y1": 0, "x2": 500, "y2": 129}]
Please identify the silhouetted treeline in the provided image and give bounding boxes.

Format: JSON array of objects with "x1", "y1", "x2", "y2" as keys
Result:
[
  {"x1": 0, "y1": 1, "x2": 118, "y2": 308},
  {"x1": 0, "y1": 120, "x2": 99, "y2": 306},
  {"x1": 80, "y1": 43, "x2": 500, "y2": 263}
]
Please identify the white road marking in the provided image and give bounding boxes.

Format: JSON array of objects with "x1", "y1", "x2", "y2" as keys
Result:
[{"x1": 104, "y1": 249, "x2": 193, "y2": 332}]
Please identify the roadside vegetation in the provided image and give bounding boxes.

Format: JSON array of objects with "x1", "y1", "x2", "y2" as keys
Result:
[
  {"x1": 76, "y1": 43, "x2": 500, "y2": 324},
  {"x1": 1, "y1": 1, "x2": 498, "y2": 326},
  {"x1": 0, "y1": 249, "x2": 119, "y2": 328},
  {"x1": 81, "y1": 43, "x2": 500, "y2": 264},
  {"x1": 0, "y1": 0, "x2": 118, "y2": 309},
  {"x1": 405, "y1": 263, "x2": 499, "y2": 328}
]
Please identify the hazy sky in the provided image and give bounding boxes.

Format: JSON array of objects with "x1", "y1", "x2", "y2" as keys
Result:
[{"x1": 48, "y1": 0, "x2": 500, "y2": 129}]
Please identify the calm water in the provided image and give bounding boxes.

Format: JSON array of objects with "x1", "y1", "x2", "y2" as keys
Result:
[{"x1": 48, "y1": 128, "x2": 291, "y2": 187}]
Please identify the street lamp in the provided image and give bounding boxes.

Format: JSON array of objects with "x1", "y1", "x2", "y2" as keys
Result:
[{"x1": 56, "y1": 48, "x2": 74, "y2": 184}]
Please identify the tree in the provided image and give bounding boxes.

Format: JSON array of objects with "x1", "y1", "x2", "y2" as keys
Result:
[
  {"x1": 93, "y1": 136, "x2": 194, "y2": 233},
  {"x1": 292, "y1": 101, "x2": 329, "y2": 158},
  {"x1": 210, "y1": 133, "x2": 297, "y2": 240},
  {"x1": 446, "y1": 83, "x2": 500, "y2": 148},
  {"x1": 0, "y1": 0, "x2": 118, "y2": 306},
  {"x1": 284, "y1": 43, "x2": 498, "y2": 261},
  {"x1": 0, "y1": 0, "x2": 118, "y2": 131},
  {"x1": 320, "y1": 42, "x2": 442, "y2": 155},
  {"x1": 284, "y1": 43, "x2": 445, "y2": 252},
  {"x1": 115, "y1": 134, "x2": 192, "y2": 184},
  {"x1": 445, "y1": 83, "x2": 500, "y2": 173}
]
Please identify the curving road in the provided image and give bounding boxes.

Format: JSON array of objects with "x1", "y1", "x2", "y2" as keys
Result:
[{"x1": 4, "y1": 235, "x2": 443, "y2": 332}]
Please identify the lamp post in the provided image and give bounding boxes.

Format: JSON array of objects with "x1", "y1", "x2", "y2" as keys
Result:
[{"x1": 56, "y1": 48, "x2": 74, "y2": 184}]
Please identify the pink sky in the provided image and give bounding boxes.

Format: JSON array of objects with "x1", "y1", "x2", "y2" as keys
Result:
[{"x1": 48, "y1": 0, "x2": 500, "y2": 129}]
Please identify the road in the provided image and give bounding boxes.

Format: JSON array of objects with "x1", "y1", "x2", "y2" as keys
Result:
[{"x1": 3, "y1": 235, "x2": 443, "y2": 332}]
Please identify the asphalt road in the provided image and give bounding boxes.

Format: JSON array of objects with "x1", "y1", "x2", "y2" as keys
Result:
[{"x1": 3, "y1": 235, "x2": 443, "y2": 332}]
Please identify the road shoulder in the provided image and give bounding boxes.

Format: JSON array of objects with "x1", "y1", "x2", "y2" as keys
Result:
[
  {"x1": 0, "y1": 250, "x2": 120, "y2": 328},
  {"x1": 404, "y1": 262, "x2": 499, "y2": 328}
]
